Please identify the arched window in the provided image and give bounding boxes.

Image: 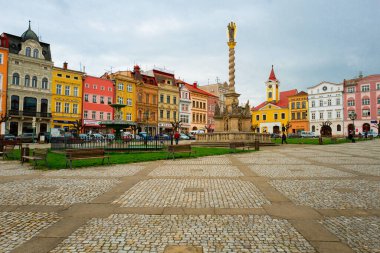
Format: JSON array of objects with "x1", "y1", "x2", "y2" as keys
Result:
[
  {"x1": 25, "y1": 47, "x2": 31, "y2": 57},
  {"x1": 42, "y1": 78, "x2": 48, "y2": 89},
  {"x1": 33, "y1": 49, "x2": 39, "y2": 58},
  {"x1": 312, "y1": 125, "x2": 316, "y2": 132},
  {"x1": 12, "y1": 73, "x2": 20, "y2": 85},
  {"x1": 11, "y1": 95, "x2": 19, "y2": 111},
  {"x1": 24, "y1": 75, "x2": 30, "y2": 87},
  {"x1": 32, "y1": 76, "x2": 37, "y2": 88},
  {"x1": 337, "y1": 124, "x2": 341, "y2": 132}
]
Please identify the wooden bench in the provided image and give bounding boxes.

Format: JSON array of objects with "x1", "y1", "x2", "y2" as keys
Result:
[
  {"x1": 0, "y1": 145, "x2": 15, "y2": 160},
  {"x1": 21, "y1": 148, "x2": 49, "y2": 168},
  {"x1": 167, "y1": 144, "x2": 193, "y2": 159},
  {"x1": 229, "y1": 142, "x2": 246, "y2": 151},
  {"x1": 65, "y1": 148, "x2": 110, "y2": 169}
]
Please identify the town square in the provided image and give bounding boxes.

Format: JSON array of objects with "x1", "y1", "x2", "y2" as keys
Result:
[{"x1": 1, "y1": 0, "x2": 380, "y2": 252}]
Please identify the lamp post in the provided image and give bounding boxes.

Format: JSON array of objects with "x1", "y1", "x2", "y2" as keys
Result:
[{"x1": 349, "y1": 111, "x2": 357, "y2": 136}]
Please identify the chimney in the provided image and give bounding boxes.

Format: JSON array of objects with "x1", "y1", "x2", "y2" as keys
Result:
[
  {"x1": 63, "y1": 62, "x2": 68, "y2": 70},
  {"x1": 193, "y1": 82, "x2": 197, "y2": 88}
]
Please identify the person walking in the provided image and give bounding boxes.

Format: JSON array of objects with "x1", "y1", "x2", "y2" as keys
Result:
[
  {"x1": 281, "y1": 132, "x2": 288, "y2": 144},
  {"x1": 174, "y1": 131, "x2": 180, "y2": 145}
]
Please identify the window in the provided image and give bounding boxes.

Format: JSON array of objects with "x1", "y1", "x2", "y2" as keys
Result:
[
  {"x1": 337, "y1": 124, "x2": 341, "y2": 132},
  {"x1": 64, "y1": 103, "x2": 70, "y2": 113},
  {"x1": 336, "y1": 111, "x2": 341, "y2": 118},
  {"x1": 263, "y1": 115, "x2": 266, "y2": 121},
  {"x1": 302, "y1": 101, "x2": 306, "y2": 108},
  {"x1": 0, "y1": 53, "x2": 3, "y2": 64},
  {"x1": 55, "y1": 102, "x2": 61, "y2": 113},
  {"x1": 127, "y1": 84, "x2": 132, "y2": 92},
  {"x1": 84, "y1": 94, "x2": 89, "y2": 102},
  {"x1": 160, "y1": 110, "x2": 163, "y2": 119},
  {"x1": 377, "y1": 83, "x2": 380, "y2": 90},
  {"x1": 101, "y1": 86, "x2": 105, "y2": 90},
  {"x1": 311, "y1": 101, "x2": 315, "y2": 107},
  {"x1": 127, "y1": 98, "x2": 132, "y2": 106},
  {"x1": 85, "y1": 83, "x2": 89, "y2": 88},
  {"x1": 302, "y1": 112, "x2": 307, "y2": 119},
  {"x1": 268, "y1": 92, "x2": 272, "y2": 98},
  {"x1": 73, "y1": 104, "x2": 78, "y2": 114},
  {"x1": 173, "y1": 96, "x2": 177, "y2": 104},
  {"x1": 153, "y1": 95, "x2": 157, "y2": 104},
  {"x1": 117, "y1": 96, "x2": 123, "y2": 104},
  {"x1": 26, "y1": 47, "x2": 31, "y2": 57},
  {"x1": 348, "y1": 100, "x2": 355, "y2": 106},
  {"x1": 33, "y1": 49, "x2": 39, "y2": 58},
  {"x1": 57, "y1": 73, "x2": 62, "y2": 77},
  {"x1": 296, "y1": 102, "x2": 300, "y2": 109},
  {"x1": 160, "y1": 94, "x2": 164, "y2": 103},
  {"x1": 93, "y1": 85, "x2": 97, "y2": 89},
  {"x1": 312, "y1": 125, "x2": 316, "y2": 132},
  {"x1": 107, "y1": 113, "x2": 111, "y2": 120},
  {"x1": 328, "y1": 111, "x2": 332, "y2": 119},
  {"x1": 327, "y1": 99, "x2": 331, "y2": 106},
  {"x1": 12, "y1": 73, "x2": 20, "y2": 85},
  {"x1": 126, "y1": 113, "x2": 132, "y2": 121},
  {"x1": 378, "y1": 97, "x2": 380, "y2": 104},
  {"x1": 347, "y1": 87, "x2": 355, "y2": 93},
  {"x1": 362, "y1": 109, "x2": 370, "y2": 117},
  {"x1": 92, "y1": 111, "x2": 96, "y2": 119},
  {"x1": 166, "y1": 110, "x2": 170, "y2": 119},
  {"x1": 336, "y1": 98, "x2": 340, "y2": 105},
  {"x1": 378, "y1": 108, "x2": 380, "y2": 116},
  {"x1": 42, "y1": 78, "x2": 48, "y2": 89},
  {"x1": 92, "y1": 95, "x2": 97, "y2": 103},
  {"x1": 74, "y1": 87, "x2": 78, "y2": 96},
  {"x1": 74, "y1": 76, "x2": 78, "y2": 80},
  {"x1": 256, "y1": 115, "x2": 259, "y2": 121},
  {"x1": 108, "y1": 87, "x2": 112, "y2": 91},
  {"x1": 100, "y1": 112, "x2": 104, "y2": 120},
  {"x1": 65, "y1": 86, "x2": 70, "y2": 96},
  {"x1": 173, "y1": 111, "x2": 177, "y2": 120},
  {"x1": 84, "y1": 111, "x2": 88, "y2": 119},
  {"x1": 291, "y1": 112, "x2": 295, "y2": 120},
  {"x1": 166, "y1": 95, "x2": 170, "y2": 104},
  {"x1": 311, "y1": 113, "x2": 315, "y2": 120},
  {"x1": 180, "y1": 115, "x2": 189, "y2": 123},
  {"x1": 11, "y1": 95, "x2": 19, "y2": 111},
  {"x1": 138, "y1": 93, "x2": 142, "y2": 103},
  {"x1": 151, "y1": 112, "x2": 156, "y2": 121},
  {"x1": 319, "y1": 112, "x2": 324, "y2": 119},
  {"x1": 32, "y1": 76, "x2": 37, "y2": 88},
  {"x1": 362, "y1": 98, "x2": 370, "y2": 105},
  {"x1": 281, "y1": 113, "x2": 285, "y2": 119},
  {"x1": 108, "y1": 97, "x2": 112, "y2": 104},
  {"x1": 24, "y1": 75, "x2": 30, "y2": 87},
  {"x1": 100, "y1": 96, "x2": 104, "y2": 104},
  {"x1": 361, "y1": 85, "x2": 370, "y2": 92},
  {"x1": 145, "y1": 94, "x2": 149, "y2": 103},
  {"x1": 118, "y1": 83, "x2": 124, "y2": 91},
  {"x1": 319, "y1": 100, "x2": 323, "y2": 107}
]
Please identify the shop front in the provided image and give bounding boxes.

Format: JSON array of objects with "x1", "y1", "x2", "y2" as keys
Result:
[{"x1": 158, "y1": 122, "x2": 173, "y2": 134}]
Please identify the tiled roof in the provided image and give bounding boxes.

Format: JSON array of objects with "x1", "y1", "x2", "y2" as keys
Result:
[
  {"x1": 251, "y1": 89, "x2": 298, "y2": 111},
  {"x1": 288, "y1": 90, "x2": 308, "y2": 97},
  {"x1": 268, "y1": 65, "x2": 277, "y2": 81},
  {"x1": 176, "y1": 80, "x2": 218, "y2": 98}
]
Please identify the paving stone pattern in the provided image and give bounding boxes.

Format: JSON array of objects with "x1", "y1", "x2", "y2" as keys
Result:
[
  {"x1": 148, "y1": 165, "x2": 244, "y2": 177},
  {"x1": 163, "y1": 156, "x2": 231, "y2": 165},
  {"x1": 0, "y1": 161, "x2": 36, "y2": 176},
  {"x1": 0, "y1": 178, "x2": 119, "y2": 206},
  {"x1": 114, "y1": 179, "x2": 270, "y2": 208},
  {"x1": 50, "y1": 214, "x2": 316, "y2": 253},
  {"x1": 0, "y1": 211, "x2": 61, "y2": 253},
  {"x1": 45, "y1": 165, "x2": 145, "y2": 178},
  {"x1": 339, "y1": 165, "x2": 380, "y2": 176},
  {"x1": 322, "y1": 216, "x2": 380, "y2": 253}
]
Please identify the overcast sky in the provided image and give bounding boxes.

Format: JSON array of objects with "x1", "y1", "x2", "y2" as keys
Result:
[{"x1": 2, "y1": 0, "x2": 380, "y2": 105}]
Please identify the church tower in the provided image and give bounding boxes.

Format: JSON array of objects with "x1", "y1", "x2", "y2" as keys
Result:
[{"x1": 266, "y1": 65, "x2": 280, "y2": 103}]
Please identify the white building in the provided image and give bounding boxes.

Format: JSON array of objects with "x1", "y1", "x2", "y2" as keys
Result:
[
  {"x1": 179, "y1": 83, "x2": 192, "y2": 133},
  {"x1": 308, "y1": 81, "x2": 344, "y2": 136}
]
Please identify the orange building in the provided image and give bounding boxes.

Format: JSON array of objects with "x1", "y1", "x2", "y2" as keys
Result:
[
  {"x1": 0, "y1": 35, "x2": 9, "y2": 134},
  {"x1": 288, "y1": 91, "x2": 309, "y2": 133}
]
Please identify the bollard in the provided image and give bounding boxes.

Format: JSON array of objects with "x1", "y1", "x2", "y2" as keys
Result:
[
  {"x1": 254, "y1": 140, "x2": 260, "y2": 151},
  {"x1": 318, "y1": 137, "x2": 323, "y2": 145}
]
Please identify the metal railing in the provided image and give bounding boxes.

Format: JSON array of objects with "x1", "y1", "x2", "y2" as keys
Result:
[{"x1": 50, "y1": 136, "x2": 173, "y2": 151}]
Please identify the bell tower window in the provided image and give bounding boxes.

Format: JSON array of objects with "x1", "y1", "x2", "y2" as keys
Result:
[{"x1": 26, "y1": 47, "x2": 31, "y2": 57}]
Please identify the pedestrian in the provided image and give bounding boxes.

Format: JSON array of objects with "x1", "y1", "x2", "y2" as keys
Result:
[
  {"x1": 174, "y1": 131, "x2": 180, "y2": 145},
  {"x1": 281, "y1": 132, "x2": 288, "y2": 144},
  {"x1": 364, "y1": 131, "x2": 368, "y2": 138}
]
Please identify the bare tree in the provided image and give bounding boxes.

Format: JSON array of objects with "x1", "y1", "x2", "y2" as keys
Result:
[
  {"x1": 251, "y1": 123, "x2": 259, "y2": 133},
  {"x1": 71, "y1": 119, "x2": 85, "y2": 134},
  {"x1": 282, "y1": 121, "x2": 292, "y2": 133}
]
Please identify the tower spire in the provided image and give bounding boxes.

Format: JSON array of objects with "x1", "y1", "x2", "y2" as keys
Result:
[
  {"x1": 269, "y1": 65, "x2": 277, "y2": 81},
  {"x1": 28, "y1": 20, "x2": 31, "y2": 29}
]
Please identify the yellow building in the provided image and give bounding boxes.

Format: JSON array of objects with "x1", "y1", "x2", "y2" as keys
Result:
[
  {"x1": 288, "y1": 91, "x2": 309, "y2": 133},
  {"x1": 251, "y1": 66, "x2": 297, "y2": 134},
  {"x1": 150, "y1": 69, "x2": 179, "y2": 133},
  {"x1": 51, "y1": 63, "x2": 83, "y2": 131},
  {"x1": 109, "y1": 71, "x2": 137, "y2": 127}
]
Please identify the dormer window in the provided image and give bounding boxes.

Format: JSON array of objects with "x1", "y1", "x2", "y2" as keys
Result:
[
  {"x1": 25, "y1": 47, "x2": 31, "y2": 57},
  {"x1": 33, "y1": 49, "x2": 39, "y2": 58}
]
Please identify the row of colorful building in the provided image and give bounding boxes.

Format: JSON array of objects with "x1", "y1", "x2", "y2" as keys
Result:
[
  {"x1": 1, "y1": 23, "x2": 379, "y2": 137},
  {"x1": 251, "y1": 66, "x2": 380, "y2": 136}
]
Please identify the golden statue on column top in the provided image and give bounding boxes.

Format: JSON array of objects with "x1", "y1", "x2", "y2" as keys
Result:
[{"x1": 227, "y1": 22, "x2": 237, "y2": 44}]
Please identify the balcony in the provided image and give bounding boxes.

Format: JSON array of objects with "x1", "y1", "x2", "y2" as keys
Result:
[{"x1": 8, "y1": 110, "x2": 52, "y2": 118}]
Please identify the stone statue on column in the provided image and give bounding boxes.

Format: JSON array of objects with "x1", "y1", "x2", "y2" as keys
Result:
[{"x1": 227, "y1": 22, "x2": 237, "y2": 91}]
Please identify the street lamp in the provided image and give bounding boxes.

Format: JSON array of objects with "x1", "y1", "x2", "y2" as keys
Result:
[{"x1": 349, "y1": 111, "x2": 357, "y2": 136}]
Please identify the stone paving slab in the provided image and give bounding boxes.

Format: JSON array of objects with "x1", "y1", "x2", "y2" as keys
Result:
[
  {"x1": 271, "y1": 179, "x2": 380, "y2": 209},
  {"x1": 148, "y1": 165, "x2": 244, "y2": 177},
  {"x1": 113, "y1": 179, "x2": 270, "y2": 208},
  {"x1": 249, "y1": 164, "x2": 355, "y2": 178},
  {"x1": 306, "y1": 156, "x2": 379, "y2": 165},
  {"x1": 0, "y1": 211, "x2": 61, "y2": 253},
  {"x1": 0, "y1": 161, "x2": 36, "y2": 176},
  {"x1": 163, "y1": 156, "x2": 231, "y2": 165},
  {"x1": 0, "y1": 178, "x2": 119, "y2": 206},
  {"x1": 45, "y1": 165, "x2": 145, "y2": 178},
  {"x1": 50, "y1": 214, "x2": 316, "y2": 253},
  {"x1": 338, "y1": 165, "x2": 380, "y2": 177},
  {"x1": 237, "y1": 156, "x2": 311, "y2": 165},
  {"x1": 321, "y1": 216, "x2": 380, "y2": 253}
]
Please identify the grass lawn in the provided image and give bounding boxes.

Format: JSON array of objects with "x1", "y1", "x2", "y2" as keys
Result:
[
  {"x1": 7, "y1": 147, "x2": 253, "y2": 170},
  {"x1": 272, "y1": 137, "x2": 374, "y2": 145}
]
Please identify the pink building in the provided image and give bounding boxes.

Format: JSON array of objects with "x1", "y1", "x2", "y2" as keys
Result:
[
  {"x1": 82, "y1": 75, "x2": 114, "y2": 133},
  {"x1": 343, "y1": 74, "x2": 380, "y2": 135},
  {"x1": 206, "y1": 94, "x2": 219, "y2": 131}
]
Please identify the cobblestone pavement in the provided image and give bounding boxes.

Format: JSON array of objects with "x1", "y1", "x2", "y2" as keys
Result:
[{"x1": 0, "y1": 139, "x2": 379, "y2": 253}]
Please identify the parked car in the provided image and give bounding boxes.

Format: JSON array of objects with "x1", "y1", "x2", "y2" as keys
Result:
[
  {"x1": 186, "y1": 133, "x2": 196, "y2": 140},
  {"x1": 288, "y1": 133, "x2": 301, "y2": 138},
  {"x1": 1, "y1": 134, "x2": 16, "y2": 141},
  {"x1": 367, "y1": 132, "x2": 378, "y2": 138},
  {"x1": 300, "y1": 131, "x2": 319, "y2": 138},
  {"x1": 179, "y1": 133, "x2": 190, "y2": 140},
  {"x1": 17, "y1": 133, "x2": 37, "y2": 143},
  {"x1": 79, "y1": 134, "x2": 91, "y2": 142},
  {"x1": 270, "y1": 133, "x2": 281, "y2": 138},
  {"x1": 138, "y1": 132, "x2": 153, "y2": 140},
  {"x1": 90, "y1": 133, "x2": 105, "y2": 142},
  {"x1": 156, "y1": 134, "x2": 170, "y2": 140},
  {"x1": 104, "y1": 133, "x2": 115, "y2": 141}
]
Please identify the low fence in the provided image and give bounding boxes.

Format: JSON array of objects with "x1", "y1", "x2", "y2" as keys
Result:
[
  {"x1": 195, "y1": 132, "x2": 271, "y2": 143},
  {"x1": 50, "y1": 137, "x2": 173, "y2": 151}
]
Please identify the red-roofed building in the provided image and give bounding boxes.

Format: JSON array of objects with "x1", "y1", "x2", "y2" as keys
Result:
[{"x1": 251, "y1": 66, "x2": 297, "y2": 134}]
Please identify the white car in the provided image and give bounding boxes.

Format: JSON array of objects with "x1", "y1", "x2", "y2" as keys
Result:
[{"x1": 300, "y1": 131, "x2": 319, "y2": 138}]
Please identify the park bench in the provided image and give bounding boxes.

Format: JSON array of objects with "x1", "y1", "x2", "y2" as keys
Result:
[
  {"x1": 229, "y1": 141, "x2": 260, "y2": 151},
  {"x1": 167, "y1": 144, "x2": 193, "y2": 159},
  {"x1": 21, "y1": 148, "x2": 49, "y2": 168},
  {"x1": 65, "y1": 148, "x2": 110, "y2": 169},
  {"x1": 0, "y1": 145, "x2": 15, "y2": 160}
]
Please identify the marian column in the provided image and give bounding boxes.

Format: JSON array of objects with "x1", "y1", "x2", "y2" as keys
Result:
[{"x1": 227, "y1": 22, "x2": 237, "y2": 91}]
